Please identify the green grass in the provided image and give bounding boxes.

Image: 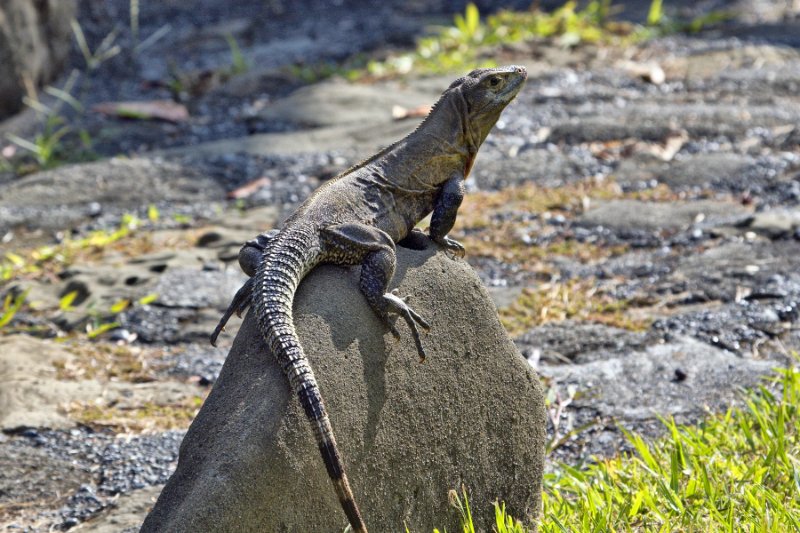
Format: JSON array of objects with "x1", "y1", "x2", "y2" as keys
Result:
[
  {"x1": 437, "y1": 489, "x2": 531, "y2": 533},
  {"x1": 357, "y1": 0, "x2": 731, "y2": 79},
  {"x1": 340, "y1": 0, "x2": 635, "y2": 79},
  {"x1": 292, "y1": 1, "x2": 732, "y2": 83},
  {"x1": 438, "y1": 361, "x2": 800, "y2": 532},
  {"x1": 360, "y1": 1, "x2": 628, "y2": 79}
]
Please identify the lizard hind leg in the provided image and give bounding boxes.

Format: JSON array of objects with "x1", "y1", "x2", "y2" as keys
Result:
[
  {"x1": 210, "y1": 229, "x2": 279, "y2": 346},
  {"x1": 322, "y1": 223, "x2": 431, "y2": 362},
  {"x1": 239, "y1": 228, "x2": 280, "y2": 277}
]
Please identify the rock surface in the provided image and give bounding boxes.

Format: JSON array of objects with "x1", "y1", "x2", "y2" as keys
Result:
[
  {"x1": 0, "y1": 0, "x2": 76, "y2": 118},
  {"x1": 0, "y1": 334, "x2": 198, "y2": 431},
  {"x1": 141, "y1": 246, "x2": 546, "y2": 532},
  {"x1": 0, "y1": 157, "x2": 226, "y2": 234},
  {"x1": 577, "y1": 199, "x2": 750, "y2": 232},
  {"x1": 74, "y1": 485, "x2": 163, "y2": 533},
  {"x1": 546, "y1": 336, "x2": 777, "y2": 421}
]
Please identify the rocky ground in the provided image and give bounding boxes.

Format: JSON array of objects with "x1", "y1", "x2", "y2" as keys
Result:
[{"x1": 1, "y1": 0, "x2": 799, "y2": 530}]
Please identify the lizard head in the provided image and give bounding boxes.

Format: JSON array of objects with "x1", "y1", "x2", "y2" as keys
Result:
[
  {"x1": 448, "y1": 65, "x2": 527, "y2": 144},
  {"x1": 451, "y1": 65, "x2": 527, "y2": 108}
]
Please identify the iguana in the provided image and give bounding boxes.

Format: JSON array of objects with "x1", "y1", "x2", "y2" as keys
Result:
[{"x1": 210, "y1": 65, "x2": 527, "y2": 533}]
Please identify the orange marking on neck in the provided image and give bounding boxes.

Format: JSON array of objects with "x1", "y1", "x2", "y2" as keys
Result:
[{"x1": 464, "y1": 153, "x2": 475, "y2": 178}]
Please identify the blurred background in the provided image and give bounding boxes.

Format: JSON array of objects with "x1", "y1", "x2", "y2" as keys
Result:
[{"x1": 1, "y1": 0, "x2": 799, "y2": 530}]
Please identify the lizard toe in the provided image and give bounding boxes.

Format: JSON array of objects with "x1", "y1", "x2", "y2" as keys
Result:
[
  {"x1": 435, "y1": 236, "x2": 466, "y2": 259},
  {"x1": 382, "y1": 292, "x2": 430, "y2": 361}
]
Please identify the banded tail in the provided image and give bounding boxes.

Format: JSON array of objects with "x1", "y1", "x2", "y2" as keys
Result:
[{"x1": 252, "y1": 229, "x2": 368, "y2": 533}]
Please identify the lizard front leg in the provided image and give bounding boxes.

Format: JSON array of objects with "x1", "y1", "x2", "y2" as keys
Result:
[
  {"x1": 210, "y1": 229, "x2": 279, "y2": 346},
  {"x1": 322, "y1": 223, "x2": 431, "y2": 362},
  {"x1": 430, "y1": 173, "x2": 466, "y2": 258}
]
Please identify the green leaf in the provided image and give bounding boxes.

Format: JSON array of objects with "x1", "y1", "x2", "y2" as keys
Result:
[
  {"x1": 465, "y1": 3, "x2": 480, "y2": 37},
  {"x1": 647, "y1": 0, "x2": 664, "y2": 26},
  {"x1": 110, "y1": 299, "x2": 130, "y2": 314},
  {"x1": 87, "y1": 321, "x2": 120, "y2": 339},
  {"x1": 5, "y1": 133, "x2": 41, "y2": 154},
  {"x1": 0, "y1": 290, "x2": 28, "y2": 329},
  {"x1": 147, "y1": 204, "x2": 160, "y2": 223},
  {"x1": 59, "y1": 290, "x2": 79, "y2": 311},
  {"x1": 5, "y1": 252, "x2": 25, "y2": 266},
  {"x1": 629, "y1": 489, "x2": 644, "y2": 517},
  {"x1": 138, "y1": 293, "x2": 158, "y2": 305}
]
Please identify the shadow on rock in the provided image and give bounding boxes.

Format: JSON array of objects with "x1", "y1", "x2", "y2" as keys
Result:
[{"x1": 141, "y1": 247, "x2": 546, "y2": 532}]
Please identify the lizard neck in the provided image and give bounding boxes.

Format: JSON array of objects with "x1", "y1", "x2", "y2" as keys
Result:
[
  {"x1": 423, "y1": 87, "x2": 480, "y2": 158},
  {"x1": 379, "y1": 89, "x2": 484, "y2": 190}
]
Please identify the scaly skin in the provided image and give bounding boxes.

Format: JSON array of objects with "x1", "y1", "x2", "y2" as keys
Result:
[{"x1": 211, "y1": 66, "x2": 527, "y2": 533}]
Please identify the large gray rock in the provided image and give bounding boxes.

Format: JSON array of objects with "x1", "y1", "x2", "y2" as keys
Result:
[
  {"x1": 0, "y1": 0, "x2": 76, "y2": 119},
  {"x1": 162, "y1": 75, "x2": 445, "y2": 160},
  {"x1": 577, "y1": 199, "x2": 750, "y2": 232},
  {"x1": 141, "y1": 247, "x2": 546, "y2": 532},
  {"x1": 544, "y1": 336, "x2": 777, "y2": 422}
]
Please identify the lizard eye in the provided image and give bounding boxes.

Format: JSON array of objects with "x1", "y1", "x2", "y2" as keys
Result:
[{"x1": 489, "y1": 76, "x2": 502, "y2": 87}]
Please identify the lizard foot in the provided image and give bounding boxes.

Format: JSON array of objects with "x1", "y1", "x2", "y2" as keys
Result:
[
  {"x1": 383, "y1": 291, "x2": 431, "y2": 363},
  {"x1": 433, "y1": 236, "x2": 465, "y2": 259},
  {"x1": 210, "y1": 277, "x2": 254, "y2": 346}
]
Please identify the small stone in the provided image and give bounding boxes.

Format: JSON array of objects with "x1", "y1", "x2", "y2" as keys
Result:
[
  {"x1": 196, "y1": 231, "x2": 223, "y2": 247},
  {"x1": 61, "y1": 518, "x2": 80, "y2": 528},
  {"x1": 747, "y1": 209, "x2": 800, "y2": 239},
  {"x1": 109, "y1": 328, "x2": 137, "y2": 344}
]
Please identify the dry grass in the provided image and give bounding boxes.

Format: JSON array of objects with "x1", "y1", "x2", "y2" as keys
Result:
[
  {"x1": 499, "y1": 278, "x2": 652, "y2": 337},
  {"x1": 65, "y1": 396, "x2": 204, "y2": 432},
  {"x1": 56, "y1": 341, "x2": 170, "y2": 382},
  {"x1": 1, "y1": 222, "x2": 199, "y2": 284},
  {"x1": 454, "y1": 179, "x2": 675, "y2": 266}
]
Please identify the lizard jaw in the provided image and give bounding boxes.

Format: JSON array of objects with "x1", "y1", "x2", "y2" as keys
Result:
[{"x1": 498, "y1": 65, "x2": 527, "y2": 102}]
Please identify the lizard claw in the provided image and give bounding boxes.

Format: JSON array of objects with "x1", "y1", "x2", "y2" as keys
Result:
[
  {"x1": 390, "y1": 288, "x2": 412, "y2": 304},
  {"x1": 383, "y1": 292, "x2": 430, "y2": 362},
  {"x1": 434, "y1": 236, "x2": 466, "y2": 259}
]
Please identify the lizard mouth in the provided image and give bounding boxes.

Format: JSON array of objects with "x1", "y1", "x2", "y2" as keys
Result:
[{"x1": 499, "y1": 67, "x2": 527, "y2": 101}]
